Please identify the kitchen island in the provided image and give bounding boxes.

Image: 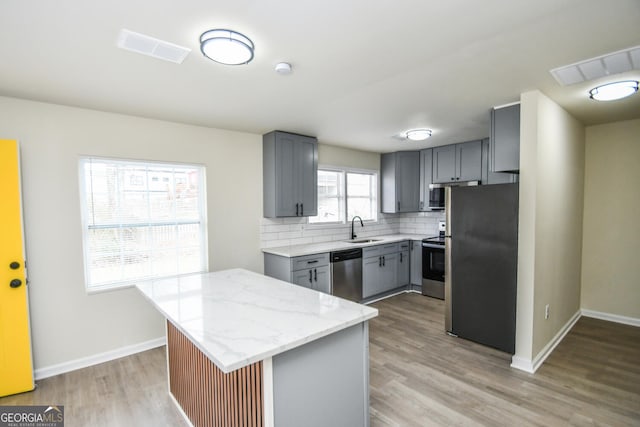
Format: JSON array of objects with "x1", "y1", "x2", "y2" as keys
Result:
[{"x1": 136, "y1": 268, "x2": 378, "y2": 427}]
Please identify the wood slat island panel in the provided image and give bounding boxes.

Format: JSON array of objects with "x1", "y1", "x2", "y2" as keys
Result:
[{"x1": 167, "y1": 321, "x2": 263, "y2": 427}]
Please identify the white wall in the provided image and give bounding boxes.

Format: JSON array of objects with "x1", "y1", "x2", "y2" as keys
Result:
[
  {"x1": 514, "y1": 90, "x2": 585, "y2": 367},
  {"x1": 0, "y1": 96, "x2": 263, "y2": 373},
  {"x1": 582, "y1": 119, "x2": 640, "y2": 320}
]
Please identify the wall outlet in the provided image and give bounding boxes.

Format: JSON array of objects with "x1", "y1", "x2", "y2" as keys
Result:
[{"x1": 544, "y1": 304, "x2": 550, "y2": 320}]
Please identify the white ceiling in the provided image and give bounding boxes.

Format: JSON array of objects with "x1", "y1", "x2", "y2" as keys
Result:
[{"x1": 1, "y1": 0, "x2": 639, "y2": 153}]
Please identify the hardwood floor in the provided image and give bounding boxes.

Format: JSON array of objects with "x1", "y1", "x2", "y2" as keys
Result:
[
  {"x1": 368, "y1": 292, "x2": 640, "y2": 427},
  {"x1": 0, "y1": 346, "x2": 188, "y2": 427},
  {"x1": 1, "y1": 292, "x2": 638, "y2": 426}
]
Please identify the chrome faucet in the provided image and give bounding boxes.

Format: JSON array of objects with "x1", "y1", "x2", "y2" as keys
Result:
[{"x1": 351, "y1": 216, "x2": 364, "y2": 240}]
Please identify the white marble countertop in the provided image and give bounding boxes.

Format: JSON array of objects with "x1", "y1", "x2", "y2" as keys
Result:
[
  {"x1": 262, "y1": 233, "x2": 429, "y2": 257},
  {"x1": 136, "y1": 268, "x2": 378, "y2": 373}
]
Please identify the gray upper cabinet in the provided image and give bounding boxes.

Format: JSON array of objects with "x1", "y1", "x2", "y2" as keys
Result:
[
  {"x1": 432, "y1": 144, "x2": 457, "y2": 183},
  {"x1": 263, "y1": 131, "x2": 318, "y2": 218},
  {"x1": 381, "y1": 151, "x2": 420, "y2": 213},
  {"x1": 432, "y1": 140, "x2": 482, "y2": 183},
  {"x1": 419, "y1": 149, "x2": 433, "y2": 211},
  {"x1": 490, "y1": 104, "x2": 520, "y2": 172},
  {"x1": 481, "y1": 139, "x2": 518, "y2": 185}
]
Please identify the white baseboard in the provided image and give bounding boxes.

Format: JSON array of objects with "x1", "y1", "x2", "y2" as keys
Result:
[
  {"x1": 34, "y1": 337, "x2": 166, "y2": 380},
  {"x1": 581, "y1": 309, "x2": 640, "y2": 327},
  {"x1": 511, "y1": 309, "x2": 581, "y2": 374},
  {"x1": 510, "y1": 355, "x2": 535, "y2": 373}
]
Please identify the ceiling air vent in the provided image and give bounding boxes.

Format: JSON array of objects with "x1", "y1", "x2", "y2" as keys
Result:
[
  {"x1": 550, "y1": 45, "x2": 640, "y2": 86},
  {"x1": 117, "y1": 29, "x2": 191, "y2": 64}
]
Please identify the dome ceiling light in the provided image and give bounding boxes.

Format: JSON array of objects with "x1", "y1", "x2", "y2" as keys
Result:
[
  {"x1": 200, "y1": 29, "x2": 254, "y2": 65},
  {"x1": 589, "y1": 80, "x2": 639, "y2": 101},
  {"x1": 405, "y1": 129, "x2": 433, "y2": 141}
]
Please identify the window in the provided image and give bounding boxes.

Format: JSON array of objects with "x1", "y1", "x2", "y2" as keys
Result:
[
  {"x1": 309, "y1": 168, "x2": 377, "y2": 224},
  {"x1": 79, "y1": 158, "x2": 208, "y2": 291}
]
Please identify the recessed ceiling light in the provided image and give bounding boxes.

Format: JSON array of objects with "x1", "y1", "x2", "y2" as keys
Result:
[
  {"x1": 200, "y1": 29, "x2": 254, "y2": 65},
  {"x1": 405, "y1": 129, "x2": 432, "y2": 141},
  {"x1": 589, "y1": 80, "x2": 639, "y2": 101}
]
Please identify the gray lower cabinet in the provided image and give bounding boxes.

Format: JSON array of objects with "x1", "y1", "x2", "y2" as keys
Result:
[
  {"x1": 398, "y1": 241, "x2": 410, "y2": 287},
  {"x1": 490, "y1": 104, "x2": 520, "y2": 172},
  {"x1": 481, "y1": 139, "x2": 518, "y2": 185},
  {"x1": 419, "y1": 149, "x2": 433, "y2": 211},
  {"x1": 264, "y1": 252, "x2": 331, "y2": 294},
  {"x1": 362, "y1": 243, "x2": 399, "y2": 298},
  {"x1": 432, "y1": 140, "x2": 482, "y2": 183},
  {"x1": 292, "y1": 265, "x2": 330, "y2": 293},
  {"x1": 263, "y1": 131, "x2": 318, "y2": 218},
  {"x1": 410, "y1": 240, "x2": 422, "y2": 286},
  {"x1": 381, "y1": 151, "x2": 420, "y2": 213}
]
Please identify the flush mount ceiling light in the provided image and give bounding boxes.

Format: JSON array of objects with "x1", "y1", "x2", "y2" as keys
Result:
[
  {"x1": 589, "y1": 80, "x2": 639, "y2": 101},
  {"x1": 200, "y1": 29, "x2": 254, "y2": 65},
  {"x1": 405, "y1": 129, "x2": 433, "y2": 141}
]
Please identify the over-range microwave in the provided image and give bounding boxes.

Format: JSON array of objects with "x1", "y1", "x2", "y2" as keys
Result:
[{"x1": 428, "y1": 181, "x2": 480, "y2": 210}]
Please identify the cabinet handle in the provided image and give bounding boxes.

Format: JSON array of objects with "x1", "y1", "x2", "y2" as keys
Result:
[
  {"x1": 451, "y1": 177, "x2": 455, "y2": 181},
  {"x1": 400, "y1": 253, "x2": 403, "y2": 262},
  {"x1": 296, "y1": 203, "x2": 299, "y2": 216},
  {"x1": 301, "y1": 203, "x2": 304, "y2": 216},
  {"x1": 309, "y1": 270, "x2": 313, "y2": 283},
  {"x1": 10, "y1": 279, "x2": 22, "y2": 288},
  {"x1": 378, "y1": 256, "x2": 382, "y2": 267},
  {"x1": 307, "y1": 260, "x2": 318, "y2": 264},
  {"x1": 314, "y1": 268, "x2": 317, "y2": 282},
  {"x1": 397, "y1": 201, "x2": 400, "y2": 211},
  {"x1": 10, "y1": 261, "x2": 21, "y2": 270},
  {"x1": 382, "y1": 256, "x2": 386, "y2": 266}
]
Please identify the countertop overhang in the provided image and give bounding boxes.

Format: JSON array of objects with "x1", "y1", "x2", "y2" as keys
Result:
[
  {"x1": 262, "y1": 233, "x2": 428, "y2": 257},
  {"x1": 136, "y1": 268, "x2": 378, "y2": 373}
]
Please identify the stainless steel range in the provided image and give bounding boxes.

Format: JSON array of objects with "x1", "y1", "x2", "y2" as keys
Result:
[{"x1": 421, "y1": 221, "x2": 446, "y2": 299}]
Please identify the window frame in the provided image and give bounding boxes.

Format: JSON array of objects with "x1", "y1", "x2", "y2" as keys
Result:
[
  {"x1": 308, "y1": 165, "x2": 378, "y2": 226},
  {"x1": 78, "y1": 156, "x2": 209, "y2": 293}
]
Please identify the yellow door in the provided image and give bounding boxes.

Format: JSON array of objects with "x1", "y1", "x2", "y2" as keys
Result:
[{"x1": 0, "y1": 139, "x2": 34, "y2": 396}]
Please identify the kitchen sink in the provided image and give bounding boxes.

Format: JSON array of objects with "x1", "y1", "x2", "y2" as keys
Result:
[{"x1": 347, "y1": 239, "x2": 381, "y2": 244}]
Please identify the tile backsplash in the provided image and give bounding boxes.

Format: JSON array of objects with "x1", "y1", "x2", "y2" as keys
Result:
[{"x1": 260, "y1": 211, "x2": 445, "y2": 248}]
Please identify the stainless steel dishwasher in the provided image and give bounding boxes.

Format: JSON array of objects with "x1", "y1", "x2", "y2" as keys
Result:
[{"x1": 330, "y1": 248, "x2": 362, "y2": 302}]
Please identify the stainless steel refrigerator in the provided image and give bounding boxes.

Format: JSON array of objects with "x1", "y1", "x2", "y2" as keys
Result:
[{"x1": 444, "y1": 183, "x2": 519, "y2": 354}]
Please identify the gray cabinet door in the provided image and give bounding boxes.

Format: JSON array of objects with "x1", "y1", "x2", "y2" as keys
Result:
[
  {"x1": 491, "y1": 104, "x2": 520, "y2": 172},
  {"x1": 264, "y1": 131, "x2": 318, "y2": 217},
  {"x1": 410, "y1": 241, "x2": 422, "y2": 286},
  {"x1": 456, "y1": 140, "x2": 482, "y2": 181},
  {"x1": 432, "y1": 145, "x2": 457, "y2": 183},
  {"x1": 362, "y1": 256, "x2": 382, "y2": 298},
  {"x1": 379, "y1": 253, "x2": 398, "y2": 292},
  {"x1": 381, "y1": 151, "x2": 420, "y2": 213},
  {"x1": 396, "y1": 151, "x2": 420, "y2": 212},
  {"x1": 397, "y1": 250, "x2": 410, "y2": 286},
  {"x1": 295, "y1": 135, "x2": 318, "y2": 216},
  {"x1": 293, "y1": 268, "x2": 315, "y2": 289},
  {"x1": 419, "y1": 149, "x2": 433, "y2": 211},
  {"x1": 275, "y1": 134, "x2": 298, "y2": 217},
  {"x1": 314, "y1": 265, "x2": 331, "y2": 294}
]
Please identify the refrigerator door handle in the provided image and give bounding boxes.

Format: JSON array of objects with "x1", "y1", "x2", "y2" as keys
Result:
[{"x1": 444, "y1": 186, "x2": 453, "y2": 333}]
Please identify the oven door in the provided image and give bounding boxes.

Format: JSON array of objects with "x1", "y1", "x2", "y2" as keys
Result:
[{"x1": 422, "y1": 243, "x2": 445, "y2": 299}]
